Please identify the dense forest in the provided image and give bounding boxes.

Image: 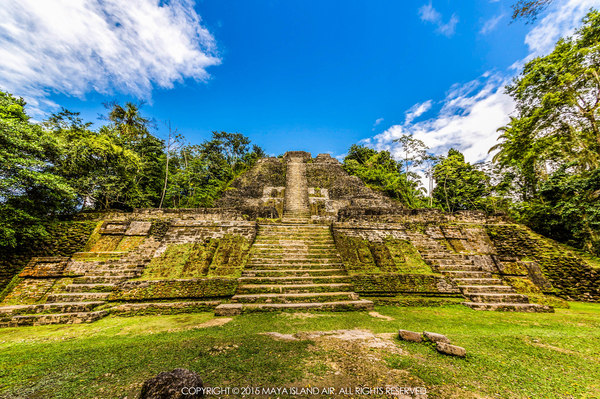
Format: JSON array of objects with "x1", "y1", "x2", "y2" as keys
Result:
[
  {"x1": 341, "y1": 11, "x2": 600, "y2": 256},
  {"x1": 1, "y1": 10, "x2": 599, "y2": 256}
]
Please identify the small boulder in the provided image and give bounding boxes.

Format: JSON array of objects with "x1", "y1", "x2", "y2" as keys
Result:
[
  {"x1": 423, "y1": 331, "x2": 451, "y2": 344},
  {"x1": 398, "y1": 330, "x2": 422, "y2": 343},
  {"x1": 436, "y1": 342, "x2": 466, "y2": 357},
  {"x1": 140, "y1": 368, "x2": 204, "y2": 399}
]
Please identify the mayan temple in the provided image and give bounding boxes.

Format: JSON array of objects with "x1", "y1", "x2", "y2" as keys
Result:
[{"x1": 1, "y1": 151, "x2": 599, "y2": 327}]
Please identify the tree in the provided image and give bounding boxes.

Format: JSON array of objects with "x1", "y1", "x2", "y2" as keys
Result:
[
  {"x1": 496, "y1": 10, "x2": 600, "y2": 173},
  {"x1": 45, "y1": 110, "x2": 143, "y2": 210},
  {"x1": 101, "y1": 101, "x2": 155, "y2": 142},
  {"x1": 432, "y1": 149, "x2": 492, "y2": 212},
  {"x1": 343, "y1": 144, "x2": 427, "y2": 207},
  {"x1": 0, "y1": 91, "x2": 75, "y2": 247},
  {"x1": 511, "y1": 0, "x2": 554, "y2": 23},
  {"x1": 159, "y1": 120, "x2": 183, "y2": 209}
]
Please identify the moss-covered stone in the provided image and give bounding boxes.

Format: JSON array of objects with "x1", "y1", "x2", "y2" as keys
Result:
[
  {"x1": 366, "y1": 295, "x2": 464, "y2": 307},
  {"x1": 140, "y1": 234, "x2": 251, "y2": 280},
  {"x1": 486, "y1": 224, "x2": 600, "y2": 302},
  {"x1": 109, "y1": 278, "x2": 237, "y2": 301},
  {"x1": 0, "y1": 221, "x2": 98, "y2": 292},
  {"x1": 351, "y1": 273, "x2": 456, "y2": 295}
]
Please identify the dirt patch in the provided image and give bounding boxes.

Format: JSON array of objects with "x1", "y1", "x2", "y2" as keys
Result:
[
  {"x1": 279, "y1": 312, "x2": 329, "y2": 319},
  {"x1": 167, "y1": 317, "x2": 232, "y2": 333},
  {"x1": 369, "y1": 311, "x2": 395, "y2": 321},
  {"x1": 261, "y1": 332, "x2": 298, "y2": 341}
]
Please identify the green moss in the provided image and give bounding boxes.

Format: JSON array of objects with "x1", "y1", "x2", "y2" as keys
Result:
[
  {"x1": 486, "y1": 224, "x2": 600, "y2": 301},
  {"x1": 140, "y1": 234, "x2": 251, "y2": 280},
  {"x1": 0, "y1": 276, "x2": 24, "y2": 303},
  {"x1": 82, "y1": 221, "x2": 104, "y2": 251},
  {"x1": 88, "y1": 235, "x2": 122, "y2": 252},
  {"x1": 110, "y1": 278, "x2": 237, "y2": 301},
  {"x1": 115, "y1": 236, "x2": 145, "y2": 252},
  {"x1": 385, "y1": 238, "x2": 434, "y2": 274},
  {"x1": 352, "y1": 273, "x2": 450, "y2": 295},
  {"x1": 366, "y1": 295, "x2": 464, "y2": 307},
  {"x1": 526, "y1": 294, "x2": 570, "y2": 309}
]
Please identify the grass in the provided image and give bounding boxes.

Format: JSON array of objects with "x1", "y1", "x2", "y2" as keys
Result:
[{"x1": 0, "y1": 303, "x2": 599, "y2": 398}]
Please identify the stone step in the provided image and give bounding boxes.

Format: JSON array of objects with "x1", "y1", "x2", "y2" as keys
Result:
[
  {"x1": 453, "y1": 278, "x2": 503, "y2": 286},
  {"x1": 465, "y1": 293, "x2": 529, "y2": 304},
  {"x1": 459, "y1": 285, "x2": 514, "y2": 294},
  {"x1": 0, "y1": 310, "x2": 108, "y2": 328},
  {"x1": 73, "y1": 276, "x2": 130, "y2": 284},
  {"x1": 214, "y1": 300, "x2": 374, "y2": 316},
  {"x1": 255, "y1": 235, "x2": 331, "y2": 240},
  {"x1": 109, "y1": 301, "x2": 220, "y2": 316},
  {"x1": 236, "y1": 283, "x2": 354, "y2": 295},
  {"x1": 249, "y1": 254, "x2": 339, "y2": 260},
  {"x1": 258, "y1": 226, "x2": 328, "y2": 230},
  {"x1": 252, "y1": 244, "x2": 336, "y2": 248},
  {"x1": 242, "y1": 269, "x2": 346, "y2": 277},
  {"x1": 47, "y1": 292, "x2": 111, "y2": 302},
  {"x1": 442, "y1": 271, "x2": 492, "y2": 279},
  {"x1": 421, "y1": 253, "x2": 471, "y2": 259},
  {"x1": 436, "y1": 265, "x2": 482, "y2": 272},
  {"x1": 0, "y1": 302, "x2": 104, "y2": 316},
  {"x1": 65, "y1": 284, "x2": 115, "y2": 293},
  {"x1": 250, "y1": 248, "x2": 338, "y2": 254},
  {"x1": 232, "y1": 291, "x2": 359, "y2": 304},
  {"x1": 84, "y1": 269, "x2": 142, "y2": 277},
  {"x1": 462, "y1": 302, "x2": 554, "y2": 313},
  {"x1": 94, "y1": 263, "x2": 145, "y2": 270},
  {"x1": 238, "y1": 276, "x2": 351, "y2": 284},
  {"x1": 427, "y1": 259, "x2": 475, "y2": 266},
  {"x1": 247, "y1": 263, "x2": 344, "y2": 269}
]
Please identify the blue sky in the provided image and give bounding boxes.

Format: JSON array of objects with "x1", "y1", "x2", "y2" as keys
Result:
[{"x1": 1, "y1": 0, "x2": 598, "y2": 161}]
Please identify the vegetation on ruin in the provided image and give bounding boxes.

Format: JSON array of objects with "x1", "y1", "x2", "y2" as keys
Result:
[
  {"x1": 0, "y1": 303, "x2": 599, "y2": 398},
  {"x1": 341, "y1": 11, "x2": 600, "y2": 256},
  {"x1": 0, "y1": 92, "x2": 264, "y2": 249}
]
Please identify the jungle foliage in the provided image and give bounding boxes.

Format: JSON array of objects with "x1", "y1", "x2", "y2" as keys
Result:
[
  {"x1": 343, "y1": 10, "x2": 600, "y2": 255},
  {"x1": 0, "y1": 93, "x2": 264, "y2": 248}
]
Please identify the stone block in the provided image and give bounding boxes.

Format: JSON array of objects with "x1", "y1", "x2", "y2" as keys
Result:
[
  {"x1": 124, "y1": 221, "x2": 152, "y2": 236},
  {"x1": 436, "y1": 342, "x2": 466, "y2": 357},
  {"x1": 140, "y1": 368, "x2": 204, "y2": 399},
  {"x1": 100, "y1": 221, "x2": 129, "y2": 235},
  {"x1": 19, "y1": 257, "x2": 69, "y2": 278},
  {"x1": 398, "y1": 330, "x2": 422, "y2": 342},
  {"x1": 423, "y1": 331, "x2": 451, "y2": 344}
]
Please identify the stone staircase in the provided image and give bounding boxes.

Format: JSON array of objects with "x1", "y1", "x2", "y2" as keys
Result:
[
  {"x1": 282, "y1": 157, "x2": 311, "y2": 223},
  {"x1": 215, "y1": 155, "x2": 373, "y2": 315},
  {"x1": 407, "y1": 232, "x2": 552, "y2": 312},
  {"x1": 0, "y1": 238, "x2": 160, "y2": 327},
  {"x1": 215, "y1": 224, "x2": 373, "y2": 315}
]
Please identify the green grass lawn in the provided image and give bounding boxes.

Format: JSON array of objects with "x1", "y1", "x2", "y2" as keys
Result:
[{"x1": 1, "y1": 303, "x2": 599, "y2": 399}]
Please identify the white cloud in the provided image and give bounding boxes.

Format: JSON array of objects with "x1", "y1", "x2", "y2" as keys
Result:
[
  {"x1": 404, "y1": 100, "x2": 433, "y2": 125},
  {"x1": 370, "y1": 74, "x2": 514, "y2": 163},
  {"x1": 0, "y1": 0, "x2": 221, "y2": 115},
  {"x1": 523, "y1": 0, "x2": 598, "y2": 58},
  {"x1": 418, "y1": 2, "x2": 459, "y2": 37},
  {"x1": 437, "y1": 14, "x2": 459, "y2": 37},
  {"x1": 373, "y1": 118, "x2": 384, "y2": 126},
  {"x1": 480, "y1": 14, "x2": 505, "y2": 35},
  {"x1": 418, "y1": 3, "x2": 442, "y2": 23},
  {"x1": 368, "y1": 0, "x2": 596, "y2": 166}
]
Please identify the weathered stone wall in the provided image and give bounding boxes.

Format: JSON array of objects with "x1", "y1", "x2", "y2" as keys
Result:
[
  {"x1": 0, "y1": 221, "x2": 98, "y2": 293},
  {"x1": 486, "y1": 224, "x2": 600, "y2": 302},
  {"x1": 110, "y1": 278, "x2": 237, "y2": 301},
  {"x1": 215, "y1": 158, "x2": 287, "y2": 217},
  {"x1": 72, "y1": 208, "x2": 246, "y2": 222},
  {"x1": 332, "y1": 222, "x2": 459, "y2": 297},
  {"x1": 305, "y1": 154, "x2": 398, "y2": 221}
]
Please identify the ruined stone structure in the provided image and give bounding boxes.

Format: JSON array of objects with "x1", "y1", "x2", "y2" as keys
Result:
[{"x1": 1, "y1": 151, "x2": 599, "y2": 327}]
